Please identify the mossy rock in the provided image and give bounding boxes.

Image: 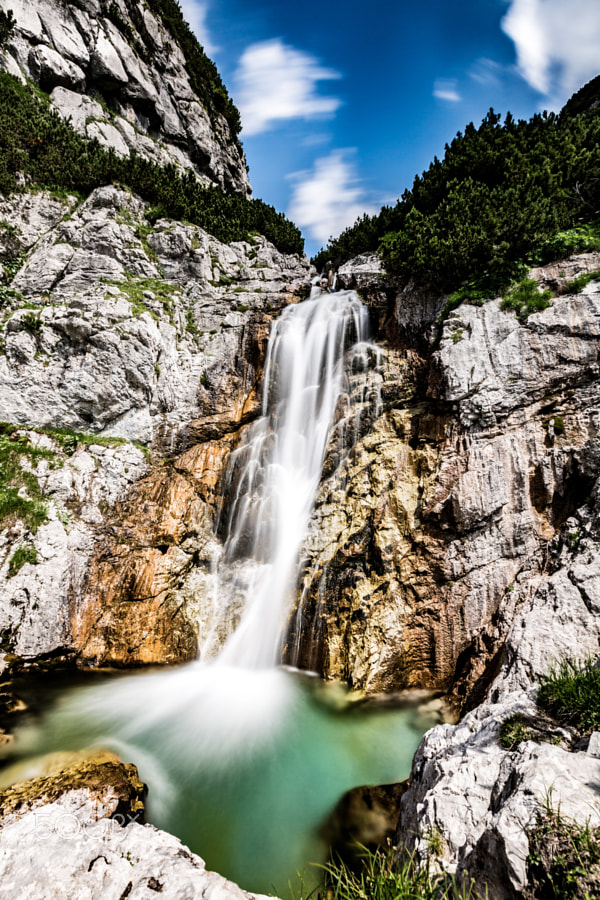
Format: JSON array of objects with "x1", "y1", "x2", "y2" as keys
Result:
[{"x1": 0, "y1": 749, "x2": 146, "y2": 826}]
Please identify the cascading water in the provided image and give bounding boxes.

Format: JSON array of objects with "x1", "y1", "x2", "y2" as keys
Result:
[
  {"x1": 5, "y1": 287, "x2": 430, "y2": 897},
  {"x1": 201, "y1": 287, "x2": 371, "y2": 667}
]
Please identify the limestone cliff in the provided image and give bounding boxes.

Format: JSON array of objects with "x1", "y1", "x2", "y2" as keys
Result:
[
  {"x1": 284, "y1": 251, "x2": 600, "y2": 709},
  {"x1": 0, "y1": 0, "x2": 250, "y2": 195},
  {"x1": 0, "y1": 185, "x2": 309, "y2": 675}
]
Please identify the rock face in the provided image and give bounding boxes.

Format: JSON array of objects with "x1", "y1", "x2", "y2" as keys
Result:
[
  {"x1": 0, "y1": 752, "x2": 273, "y2": 900},
  {"x1": 1, "y1": 0, "x2": 250, "y2": 195},
  {"x1": 396, "y1": 693, "x2": 600, "y2": 899},
  {"x1": 0, "y1": 185, "x2": 310, "y2": 672},
  {"x1": 286, "y1": 254, "x2": 600, "y2": 701}
]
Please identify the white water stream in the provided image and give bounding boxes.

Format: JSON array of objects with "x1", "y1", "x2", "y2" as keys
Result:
[
  {"x1": 203, "y1": 286, "x2": 372, "y2": 667},
  {"x1": 6, "y1": 287, "x2": 429, "y2": 897}
]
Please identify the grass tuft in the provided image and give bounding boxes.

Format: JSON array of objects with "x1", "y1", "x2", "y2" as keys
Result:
[
  {"x1": 8, "y1": 543, "x2": 37, "y2": 577},
  {"x1": 537, "y1": 657, "x2": 600, "y2": 733},
  {"x1": 500, "y1": 279, "x2": 553, "y2": 320},
  {"x1": 499, "y1": 713, "x2": 533, "y2": 750},
  {"x1": 318, "y1": 843, "x2": 475, "y2": 900},
  {"x1": 526, "y1": 805, "x2": 600, "y2": 900}
]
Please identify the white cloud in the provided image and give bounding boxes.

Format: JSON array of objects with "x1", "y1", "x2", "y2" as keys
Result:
[
  {"x1": 469, "y1": 58, "x2": 504, "y2": 88},
  {"x1": 179, "y1": 0, "x2": 217, "y2": 55},
  {"x1": 287, "y1": 151, "x2": 377, "y2": 245},
  {"x1": 501, "y1": 0, "x2": 600, "y2": 102},
  {"x1": 433, "y1": 79, "x2": 462, "y2": 102},
  {"x1": 233, "y1": 39, "x2": 342, "y2": 136}
]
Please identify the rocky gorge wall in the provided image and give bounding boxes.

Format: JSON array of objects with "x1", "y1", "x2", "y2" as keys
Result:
[
  {"x1": 0, "y1": 184, "x2": 309, "y2": 676},
  {"x1": 285, "y1": 251, "x2": 600, "y2": 706}
]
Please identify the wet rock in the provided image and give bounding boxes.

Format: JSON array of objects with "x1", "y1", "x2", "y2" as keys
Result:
[
  {"x1": 0, "y1": 750, "x2": 146, "y2": 827},
  {"x1": 287, "y1": 257, "x2": 600, "y2": 699}
]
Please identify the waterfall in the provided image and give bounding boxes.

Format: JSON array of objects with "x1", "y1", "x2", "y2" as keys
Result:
[
  {"x1": 9, "y1": 285, "x2": 429, "y2": 899},
  {"x1": 199, "y1": 287, "x2": 375, "y2": 668}
]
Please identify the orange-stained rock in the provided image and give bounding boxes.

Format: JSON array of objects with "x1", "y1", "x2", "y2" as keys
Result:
[{"x1": 72, "y1": 440, "x2": 237, "y2": 667}]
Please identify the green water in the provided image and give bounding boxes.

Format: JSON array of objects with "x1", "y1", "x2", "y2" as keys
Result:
[{"x1": 8, "y1": 665, "x2": 428, "y2": 897}]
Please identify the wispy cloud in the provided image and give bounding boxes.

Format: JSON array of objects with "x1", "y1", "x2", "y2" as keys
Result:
[
  {"x1": 501, "y1": 0, "x2": 600, "y2": 103},
  {"x1": 433, "y1": 79, "x2": 461, "y2": 102},
  {"x1": 469, "y1": 58, "x2": 504, "y2": 88},
  {"x1": 179, "y1": 0, "x2": 217, "y2": 55},
  {"x1": 287, "y1": 150, "x2": 377, "y2": 245},
  {"x1": 233, "y1": 39, "x2": 342, "y2": 136}
]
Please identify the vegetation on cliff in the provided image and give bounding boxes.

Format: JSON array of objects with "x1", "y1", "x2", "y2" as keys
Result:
[
  {"x1": 144, "y1": 0, "x2": 242, "y2": 142},
  {"x1": 313, "y1": 86, "x2": 600, "y2": 296},
  {"x1": 537, "y1": 656, "x2": 600, "y2": 733},
  {"x1": 0, "y1": 74, "x2": 303, "y2": 254}
]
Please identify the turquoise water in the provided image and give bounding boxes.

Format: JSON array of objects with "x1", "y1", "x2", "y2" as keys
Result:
[{"x1": 10, "y1": 665, "x2": 428, "y2": 896}]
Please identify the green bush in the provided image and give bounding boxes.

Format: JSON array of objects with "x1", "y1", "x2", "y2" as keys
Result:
[
  {"x1": 0, "y1": 9, "x2": 15, "y2": 50},
  {"x1": 0, "y1": 74, "x2": 303, "y2": 255},
  {"x1": 537, "y1": 657, "x2": 600, "y2": 732},
  {"x1": 8, "y1": 543, "x2": 37, "y2": 577},
  {"x1": 500, "y1": 278, "x2": 553, "y2": 320},
  {"x1": 531, "y1": 221, "x2": 600, "y2": 265},
  {"x1": 314, "y1": 104, "x2": 600, "y2": 299}
]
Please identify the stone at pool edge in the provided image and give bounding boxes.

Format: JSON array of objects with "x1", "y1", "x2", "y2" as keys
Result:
[
  {"x1": 0, "y1": 751, "x2": 279, "y2": 900},
  {"x1": 0, "y1": 748, "x2": 146, "y2": 826}
]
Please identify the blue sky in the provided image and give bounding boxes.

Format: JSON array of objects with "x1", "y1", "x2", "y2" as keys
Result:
[{"x1": 180, "y1": 0, "x2": 600, "y2": 257}]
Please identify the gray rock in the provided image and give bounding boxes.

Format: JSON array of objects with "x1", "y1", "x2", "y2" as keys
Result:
[
  {"x1": 0, "y1": 793, "x2": 274, "y2": 900},
  {"x1": 28, "y1": 44, "x2": 86, "y2": 90},
  {"x1": 397, "y1": 694, "x2": 600, "y2": 899},
  {"x1": 3, "y1": 0, "x2": 251, "y2": 195}
]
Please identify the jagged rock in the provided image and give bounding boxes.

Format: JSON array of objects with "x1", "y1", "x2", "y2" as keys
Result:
[
  {"x1": 28, "y1": 44, "x2": 86, "y2": 90},
  {"x1": 396, "y1": 694, "x2": 600, "y2": 899},
  {"x1": 0, "y1": 186, "x2": 310, "y2": 447},
  {"x1": 0, "y1": 752, "x2": 272, "y2": 900},
  {"x1": 0, "y1": 750, "x2": 146, "y2": 827},
  {"x1": 2, "y1": 0, "x2": 251, "y2": 195}
]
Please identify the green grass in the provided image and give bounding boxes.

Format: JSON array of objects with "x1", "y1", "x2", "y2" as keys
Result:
[
  {"x1": 318, "y1": 844, "x2": 475, "y2": 900},
  {"x1": 537, "y1": 657, "x2": 600, "y2": 733},
  {"x1": 499, "y1": 713, "x2": 534, "y2": 750},
  {"x1": 527, "y1": 805, "x2": 600, "y2": 900},
  {"x1": 109, "y1": 276, "x2": 181, "y2": 321},
  {"x1": 32, "y1": 425, "x2": 149, "y2": 459},
  {"x1": 562, "y1": 268, "x2": 600, "y2": 294},
  {"x1": 500, "y1": 278, "x2": 554, "y2": 320},
  {"x1": 8, "y1": 543, "x2": 37, "y2": 577},
  {"x1": 0, "y1": 425, "x2": 55, "y2": 531}
]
